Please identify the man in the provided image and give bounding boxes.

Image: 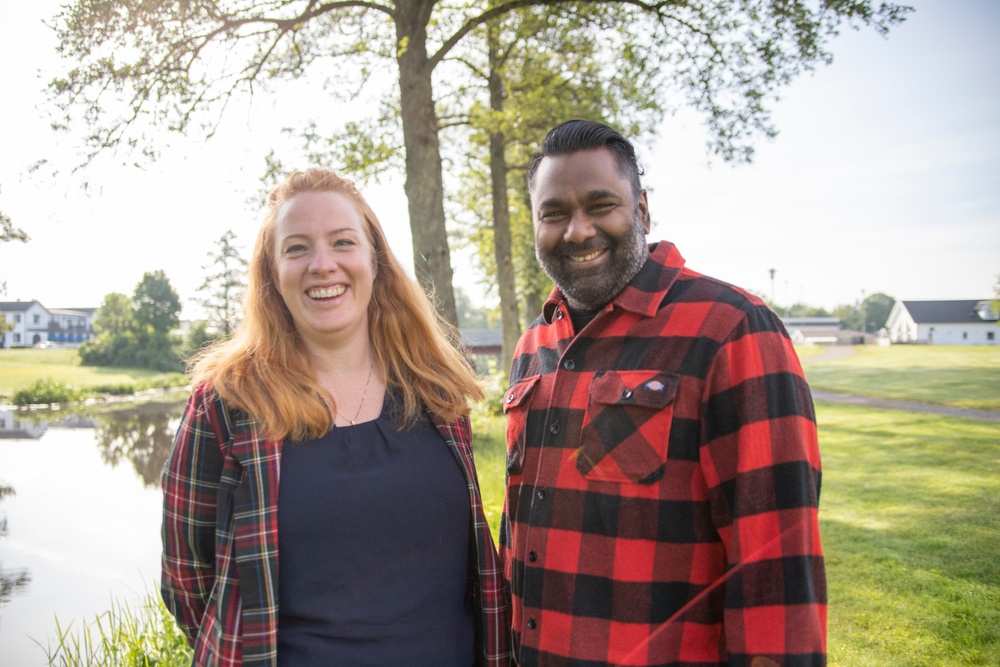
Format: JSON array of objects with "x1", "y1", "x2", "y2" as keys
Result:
[{"x1": 501, "y1": 120, "x2": 826, "y2": 666}]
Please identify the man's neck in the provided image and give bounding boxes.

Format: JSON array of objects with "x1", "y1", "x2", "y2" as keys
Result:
[{"x1": 566, "y1": 303, "x2": 601, "y2": 333}]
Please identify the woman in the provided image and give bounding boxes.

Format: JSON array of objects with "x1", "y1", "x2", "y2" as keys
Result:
[{"x1": 161, "y1": 168, "x2": 510, "y2": 667}]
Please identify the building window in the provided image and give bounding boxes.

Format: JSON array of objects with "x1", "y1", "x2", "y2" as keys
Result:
[
  {"x1": 989, "y1": 332, "x2": 996, "y2": 341},
  {"x1": 15, "y1": 314, "x2": 21, "y2": 323},
  {"x1": 13, "y1": 333, "x2": 21, "y2": 343},
  {"x1": 963, "y1": 332, "x2": 968, "y2": 340},
  {"x1": 33, "y1": 314, "x2": 40, "y2": 324}
]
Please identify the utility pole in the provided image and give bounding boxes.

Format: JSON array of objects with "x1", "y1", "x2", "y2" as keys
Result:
[{"x1": 769, "y1": 268, "x2": 776, "y2": 310}]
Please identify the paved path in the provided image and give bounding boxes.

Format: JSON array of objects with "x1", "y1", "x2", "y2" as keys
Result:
[
  {"x1": 809, "y1": 389, "x2": 1000, "y2": 423},
  {"x1": 800, "y1": 345, "x2": 1000, "y2": 423}
]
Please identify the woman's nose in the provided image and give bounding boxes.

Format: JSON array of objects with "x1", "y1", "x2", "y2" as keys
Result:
[{"x1": 309, "y1": 245, "x2": 338, "y2": 272}]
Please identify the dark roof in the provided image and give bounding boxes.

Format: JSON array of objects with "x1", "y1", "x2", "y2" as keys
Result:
[
  {"x1": 460, "y1": 328, "x2": 502, "y2": 347},
  {"x1": 0, "y1": 300, "x2": 41, "y2": 312},
  {"x1": 901, "y1": 300, "x2": 998, "y2": 324},
  {"x1": 781, "y1": 317, "x2": 843, "y2": 328},
  {"x1": 49, "y1": 308, "x2": 93, "y2": 316}
]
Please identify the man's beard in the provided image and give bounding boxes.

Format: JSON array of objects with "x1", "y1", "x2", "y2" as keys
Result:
[{"x1": 537, "y1": 212, "x2": 649, "y2": 311}]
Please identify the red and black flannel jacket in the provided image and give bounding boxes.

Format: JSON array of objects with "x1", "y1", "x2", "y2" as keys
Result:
[
  {"x1": 161, "y1": 382, "x2": 511, "y2": 667},
  {"x1": 501, "y1": 242, "x2": 826, "y2": 666}
]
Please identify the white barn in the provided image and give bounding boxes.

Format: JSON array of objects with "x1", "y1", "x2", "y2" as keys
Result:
[{"x1": 885, "y1": 299, "x2": 998, "y2": 345}]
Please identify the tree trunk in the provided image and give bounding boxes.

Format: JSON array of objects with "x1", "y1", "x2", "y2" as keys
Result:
[
  {"x1": 394, "y1": 1, "x2": 458, "y2": 327},
  {"x1": 487, "y1": 26, "x2": 521, "y2": 378},
  {"x1": 519, "y1": 180, "x2": 548, "y2": 327}
]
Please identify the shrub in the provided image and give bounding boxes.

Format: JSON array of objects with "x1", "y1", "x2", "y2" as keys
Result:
[
  {"x1": 88, "y1": 383, "x2": 137, "y2": 397},
  {"x1": 134, "y1": 374, "x2": 190, "y2": 392},
  {"x1": 12, "y1": 379, "x2": 82, "y2": 406}
]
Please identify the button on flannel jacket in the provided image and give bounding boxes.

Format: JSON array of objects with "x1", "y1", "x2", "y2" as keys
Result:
[
  {"x1": 161, "y1": 382, "x2": 511, "y2": 667},
  {"x1": 501, "y1": 242, "x2": 826, "y2": 666}
]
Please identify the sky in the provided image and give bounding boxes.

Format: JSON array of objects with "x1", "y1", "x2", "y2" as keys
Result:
[{"x1": 1, "y1": 0, "x2": 998, "y2": 320}]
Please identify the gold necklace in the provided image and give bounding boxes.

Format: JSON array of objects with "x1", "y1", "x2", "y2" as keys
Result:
[{"x1": 346, "y1": 362, "x2": 374, "y2": 425}]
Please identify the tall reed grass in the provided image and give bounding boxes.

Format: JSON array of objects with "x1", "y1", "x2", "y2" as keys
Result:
[{"x1": 40, "y1": 592, "x2": 192, "y2": 667}]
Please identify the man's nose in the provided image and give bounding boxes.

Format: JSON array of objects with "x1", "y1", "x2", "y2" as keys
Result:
[{"x1": 563, "y1": 212, "x2": 596, "y2": 244}]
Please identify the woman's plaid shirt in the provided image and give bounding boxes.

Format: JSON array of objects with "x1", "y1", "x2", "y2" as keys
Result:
[
  {"x1": 161, "y1": 382, "x2": 511, "y2": 666},
  {"x1": 501, "y1": 242, "x2": 826, "y2": 666}
]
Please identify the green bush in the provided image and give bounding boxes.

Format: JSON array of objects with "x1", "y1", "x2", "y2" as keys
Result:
[
  {"x1": 12, "y1": 378, "x2": 82, "y2": 406},
  {"x1": 135, "y1": 374, "x2": 190, "y2": 392},
  {"x1": 89, "y1": 383, "x2": 137, "y2": 396}
]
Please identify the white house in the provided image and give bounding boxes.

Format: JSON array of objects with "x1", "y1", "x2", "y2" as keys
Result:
[
  {"x1": 1, "y1": 300, "x2": 50, "y2": 349},
  {"x1": 0, "y1": 300, "x2": 97, "y2": 349},
  {"x1": 885, "y1": 299, "x2": 998, "y2": 345}
]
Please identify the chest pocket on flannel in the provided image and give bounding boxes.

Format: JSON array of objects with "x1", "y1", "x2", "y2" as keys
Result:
[
  {"x1": 578, "y1": 370, "x2": 679, "y2": 484},
  {"x1": 503, "y1": 375, "x2": 540, "y2": 477}
]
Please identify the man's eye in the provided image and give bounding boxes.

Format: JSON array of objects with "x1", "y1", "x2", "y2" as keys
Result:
[
  {"x1": 540, "y1": 211, "x2": 567, "y2": 221},
  {"x1": 590, "y1": 203, "x2": 615, "y2": 213}
]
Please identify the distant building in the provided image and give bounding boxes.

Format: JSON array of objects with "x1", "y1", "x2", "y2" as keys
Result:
[
  {"x1": 780, "y1": 317, "x2": 871, "y2": 345},
  {"x1": 459, "y1": 328, "x2": 502, "y2": 374},
  {"x1": 0, "y1": 300, "x2": 97, "y2": 349},
  {"x1": 885, "y1": 299, "x2": 998, "y2": 345}
]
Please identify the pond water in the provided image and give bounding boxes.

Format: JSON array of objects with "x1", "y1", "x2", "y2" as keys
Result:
[{"x1": 0, "y1": 397, "x2": 187, "y2": 665}]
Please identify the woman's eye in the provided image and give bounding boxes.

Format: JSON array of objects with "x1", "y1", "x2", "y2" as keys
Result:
[
  {"x1": 284, "y1": 244, "x2": 307, "y2": 255},
  {"x1": 333, "y1": 238, "x2": 356, "y2": 247}
]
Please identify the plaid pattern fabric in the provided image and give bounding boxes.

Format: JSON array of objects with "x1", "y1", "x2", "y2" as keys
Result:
[
  {"x1": 501, "y1": 242, "x2": 826, "y2": 666},
  {"x1": 162, "y1": 382, "x2": 511, "y2": 667}
]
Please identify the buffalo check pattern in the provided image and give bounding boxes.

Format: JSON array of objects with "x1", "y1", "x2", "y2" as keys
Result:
[
  {"x1": 501, "y1": 242, "x2": 826, "y2": 666},
  {"x1": 161, "y1": 383, "x2": 511, "y2": 666}
]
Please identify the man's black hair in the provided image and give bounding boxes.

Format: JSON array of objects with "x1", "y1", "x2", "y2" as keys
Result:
[{"x1": 527, "y1": 120, "x2": 644, "y2": 199}]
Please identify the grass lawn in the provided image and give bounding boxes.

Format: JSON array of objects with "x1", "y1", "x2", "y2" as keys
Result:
[
  {"x1": 818, "y1": 403, "x2": 999, "y2": 665},
  {"x1": 0, "y1": 348, "x2": 180, "y2": 401},
  {"x1": 472, "y1": 402, "x2": 1000, "y2": 665},
  {"x1": 803, "y1": 345, "x2": 1000, "y2": 410}
]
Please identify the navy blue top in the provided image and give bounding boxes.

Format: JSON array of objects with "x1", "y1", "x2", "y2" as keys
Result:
[{"x1": 276, "y1": 395, "x2": 475, "y2": 667}]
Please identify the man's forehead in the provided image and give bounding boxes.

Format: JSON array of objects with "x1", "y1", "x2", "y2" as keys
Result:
[{"x1": 533, "y1": 148, "x2": 626, "y2": 184}]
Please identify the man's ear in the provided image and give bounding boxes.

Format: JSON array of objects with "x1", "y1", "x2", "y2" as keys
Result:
[{"x1": 638, "y1": 190, "x2": 651, "y2": 233}]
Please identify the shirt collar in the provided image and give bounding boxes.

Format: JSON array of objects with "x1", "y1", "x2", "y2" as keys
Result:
[{"x1": 542, "y1": 241, "x2": 686, "y2": 324}]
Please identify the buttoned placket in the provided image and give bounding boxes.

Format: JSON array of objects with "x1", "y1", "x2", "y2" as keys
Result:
[{"x1": 520, "y1": 302, "x2": 579, "y2": 640}]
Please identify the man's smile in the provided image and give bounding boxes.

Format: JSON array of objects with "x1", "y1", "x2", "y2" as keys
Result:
[{"x1": 567, "y1": 248, "x2": 606, "y2": 264}]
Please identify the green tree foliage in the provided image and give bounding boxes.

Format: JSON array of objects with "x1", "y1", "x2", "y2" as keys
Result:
[
  {"x1": 1, "y1": 208, "x2": 29, "y2": 298},
  {"x1": 0, "y1": 211, "x2": 28, "y2": 244},
  {"x1": 80, "y1": 273, "x2": 183, "y2": 371},
  {"x1": 133, "y1": 270, "x2": 182, "y2": 334},
  {"x1": 196, "y1": 229, "x2": 247, "y2": 337},
  {"x1": 785, "y1": 303, "x2": 833, "y2": 318},
  {"x1": 181, "y1": 320, "x2": 217, "y2": 360},
  {"x1": 446, "y1": 5, "x2": 665, "y2": 374},
  {"x1": 834, "y1": 291, "x2": 896, "y2": 333},
  {"x1": 48, "y1": 0, "x2": 911, "y2": 329},
  {"x1": 93, "y1": 293, "x2": 134, "y2": 336}
]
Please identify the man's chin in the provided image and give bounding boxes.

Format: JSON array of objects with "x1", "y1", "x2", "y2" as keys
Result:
[{"x1": 561, "y1": 278, "x2": 620, "y2": 311}]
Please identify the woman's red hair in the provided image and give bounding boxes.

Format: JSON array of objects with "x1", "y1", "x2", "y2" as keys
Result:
[{"x1": 189, "y1": 168, "x2": 483, "y2": 440}]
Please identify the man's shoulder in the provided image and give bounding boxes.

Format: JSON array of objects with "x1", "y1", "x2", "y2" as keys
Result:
[{"x1": 671, "y1": 266, "x2": 767, "y2": 312}]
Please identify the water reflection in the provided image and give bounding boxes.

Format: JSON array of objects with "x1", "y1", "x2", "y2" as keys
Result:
[
  {"x1": 94, "y1": 402, "x2": 184, "y2": 487},
  {"x1": 0, "y1": 394, "x2": 187, "y2": 664},
  {"x1": 1, "y1": 397, "x2": 185, "y2": 488},
  {"x1": 0, "y1": 483, "x2": 30, "y2": 607}
]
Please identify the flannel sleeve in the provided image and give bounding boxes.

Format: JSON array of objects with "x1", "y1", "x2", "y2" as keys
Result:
[
  {"x1": 700, "y1": 305, "x2": 827, "y2": 664},
  {"x1": 160, "y1": 385, "x2": 225, "y2": 646}
]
